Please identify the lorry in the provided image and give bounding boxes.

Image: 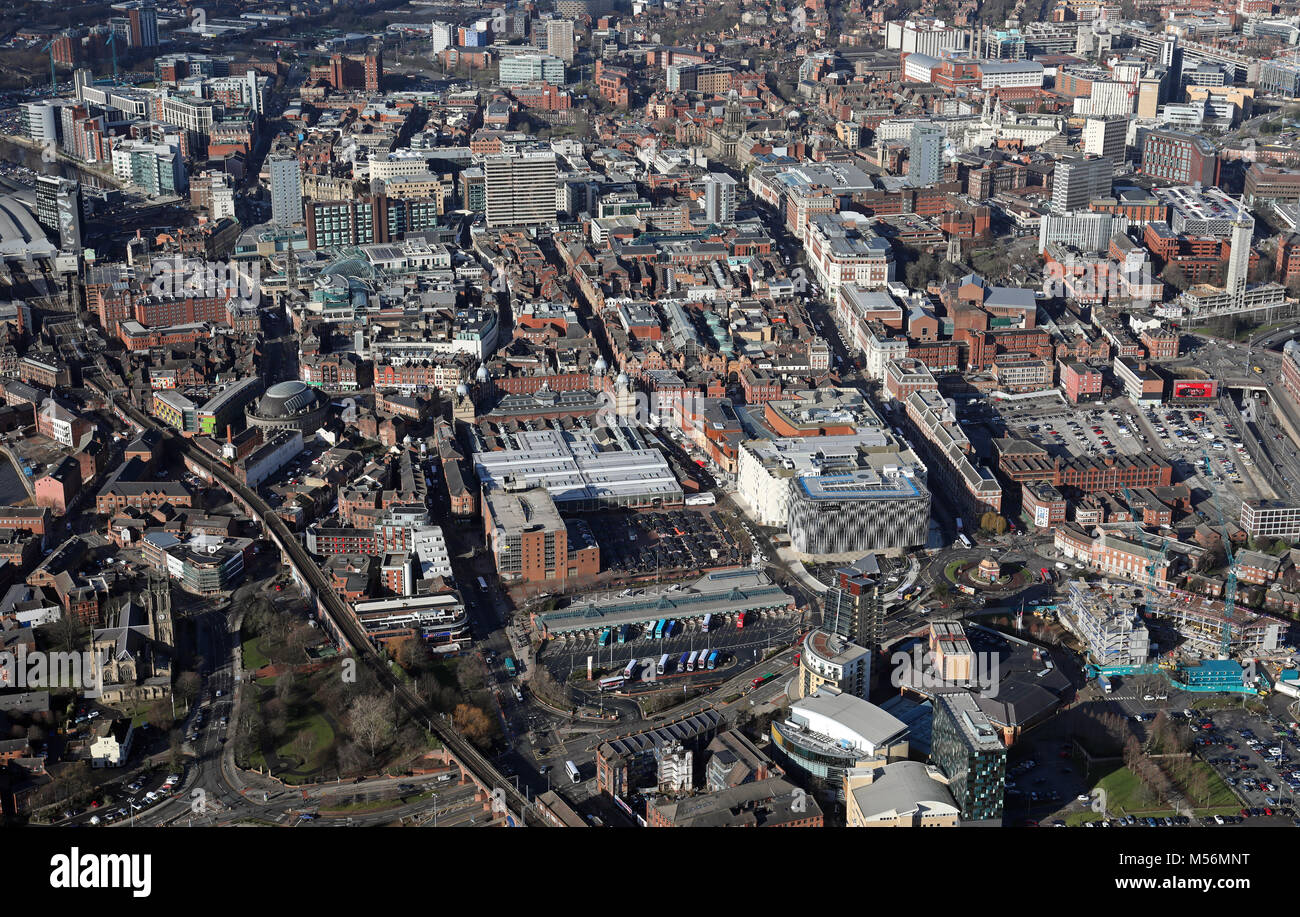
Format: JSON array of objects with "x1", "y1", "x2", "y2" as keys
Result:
[{"x1": 1098, "y1": 674, "x2": 1113, "y2": 693}]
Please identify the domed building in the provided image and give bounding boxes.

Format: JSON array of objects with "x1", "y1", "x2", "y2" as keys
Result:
[{"x1": 246, "y1": 380, "x2": 329, "y2": 433}]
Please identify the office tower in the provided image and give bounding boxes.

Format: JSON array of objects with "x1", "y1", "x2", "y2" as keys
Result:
[
  {"x1": 125, "y1": 0, "x2": 159, "y2": 48},
  {"x1": 35, "y1": 175, "x2": 82, "y2": 251},
  {"x1": 499, "y1": 53, "x2": 566, "y2": 85},
  {"x1": 21, "y1": 101, "x2": 60, "y2": 146},
  {"x1": 246, "y1": 70, "x2": 263, "y2": 115},
  {"x1": 1226, "y1": 213, "x2": 1254, "y2": 308},
  {"x1": 546, "y1": 19, "x2": 576, "y2": 63},
  {"x1": 823, "y1": 573, "x2": 885, "y2": 650},
  {"x1": 1159, "y1": 35, "x2": 1182, "y2": 93},
  {"x1": 431, "y1": 22, "x2": 453, "y2": 55},
  {"x1": 703, "y1": 173, "x2": 738, "y2": 223},
  {"x1": 930, "y1": 693, "x2": 1007, "y2": 822},
  {"x1": 1082, "y1": 116, "x2": 1126, "y2": 167},
  {"x1": 1141, "y1": 129, "x2": 1218, "y2": 186},
  {"x1": 269, "y1": 155, "x2": 303, "y2": 228},
  {"x1": 483, "y1": 150, "x2": 558, "y2": 227},
  {"x1": 1052, "y1": 154, "x2": 1113, "y2": 211},
  {"x1": 909, "y1": 122, "x2": 944, "y2": 188}
]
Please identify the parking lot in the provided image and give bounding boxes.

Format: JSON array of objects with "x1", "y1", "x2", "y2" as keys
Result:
[
  {"x1": 589, "y1": 508, "x2": 746, "y2": 577},
  {"x1": 995, "y1": 399, "x2": 1153, "y2": 462},
  {"x1": 539, "y1": 605, "x2": 801, "y2": 687},
  {"x1": 1192, "y1": 705, "x2": 1300, "y2": 825}
]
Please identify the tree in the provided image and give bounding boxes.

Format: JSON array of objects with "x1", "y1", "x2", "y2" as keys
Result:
[
  {"x1": 452, "y1": 703, "x2": 494, "y2": 748},
  {"x1": 276, "y1": 671, "x2": 296, "y2": 705},
  {"x1": 346, "y1": 692, "x2": 395, "y2": 760},
  {"x1": 46, "y1": 612, "x2": 89, "y2": 654},
  {"x1": 396, "y1": 637, "x2": 428, "y2": 674},
  {"x1": 906, "y1": 250, "x2": 941, "y2": 291},
  {"x1": 174, "y1": 671, "x2": 200, "y2": 708},
  {"x1": 1161, "y1": 262, "x2": 1190, "y2": 293},
  {"x1": 146, "y1": 699, "x2": 174, "y2": 732}
]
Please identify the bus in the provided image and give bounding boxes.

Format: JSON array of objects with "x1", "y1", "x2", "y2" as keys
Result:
[
  {"x1": 957, "y1": 534, "x2": 972, "y2": 549},
  {"x1": 1040, "y1": 567, "x2": 1052, "y2": 584},
  {"x1": 750, "y1": 672, "x2": 776, "y2": 690},
  {"x1": 665, "y1": 620, "x2": 677, "y2": 638},
  {"x1": 737, "y1": 612, "x2": 747, "y2": 629},
  {"x1": 706, "y1": 650, "x2": 719, "y2": 670},
  {"x1": 503, "y1": 657, "x2": 517, "y2": 678},
  {"x1": 657, "y1": 654, "x2": 670, "y2": 676},
  {"x1": 654, "y1": 619, "x2": 666, "y2": 639},
  {"x1": 622, "y1": 659, "x2": 638, "y2": 680},
  {"x1": 687, "y1": 650, "x2": 699, "y2": 672},
  {"x1": 1098, "y1": 674, "x2": 1113, "y2": 694},
  {"x1": 565, "y1": 760, "x2": 581, "y2": 784},
  {"x1": 702, "y1": 614, "x2": 712, "y2": 633},
  {"x1": 677, "y1": 651, "x2": 690, "y2": 673},
  {"x1": 598, "y1": 628, "x2": 611, "y2": 647},
  {"x1": 617, "y1": 624, "x2": 628, "y2": 644},
  {"x1": 598, "y1": 675, "x2": 624, "y2": 692}
]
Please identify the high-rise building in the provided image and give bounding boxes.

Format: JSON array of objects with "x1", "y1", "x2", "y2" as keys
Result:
[
  {"x1": 124, "y1": 0, "x2": 159, "y2": 48},
  {"x1": 483, "y1": 149, "x2": 558, "y2": 227},
  {"x1": 795, "y1": 629, "x2": 871, "y2": 699},
  {"x1": 909, "y1": 122, "x2": 944, "y2": 188},
  {"x1": 499, "y1": 53, "x2": 566, "y2": 85},
  {"x1": 35, "y1": 174, "x2": 82, "y2": 251},
  {"x1": 1225, "y1": 213, "x2": 1254, "y2": 309},
  {"x1": 431, "y1": 22, "x2": 453, "y2": 55},
  {"x1": 21, "y1": 101, "x2": 60, "y2": 146},
  {"x1": 1082, "y1": 116, "x2": 1127, "y2": 167},
  {"x1": 1052, "y1": 154, "x2": 1113, "y2": 211},
  {"x1": 703, "y1": 173, "x2": 737, "y2": 223},
  {"x1": 930, "y1": 693, "x2": 1006, "y2": 822},
  {"x1": 1141, "y1": 129, "x2": 1218, "y2": 186},
  {"x1": 269, "y1": 155, "x2": 303, "y2": 228},
  {"x1": 545, "y1": 19, "x2": 576, "y2": 63}
]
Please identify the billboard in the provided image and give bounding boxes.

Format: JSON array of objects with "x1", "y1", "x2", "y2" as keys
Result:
[{"x1": 1172, "y1": 380, "x2": 1217, "y2": 400}]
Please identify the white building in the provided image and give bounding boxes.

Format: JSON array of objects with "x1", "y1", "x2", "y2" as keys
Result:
[{"x1": 805, "y1": 212, "x2": 896, "y2": 305}]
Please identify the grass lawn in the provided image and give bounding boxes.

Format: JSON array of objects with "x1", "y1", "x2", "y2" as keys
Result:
[
  {"x1": 1171, "y1": 760, "x2": 1238, "y2": 809},
  {"x1": 1091, "y1": 766, "x2": 1164, "y2": 816},
  {"x1": 242, "y1": 635, "x2": 270, "y2": 671},
  {"x1": 1083, "y1": 761, "x2": 1241, "y2": 822},
  {"x1": 944, "y1": 561, "x2": 965, "y2": 582},
  {"x1": 267, "y1": 707, "x2": 335, "y2": 783}
]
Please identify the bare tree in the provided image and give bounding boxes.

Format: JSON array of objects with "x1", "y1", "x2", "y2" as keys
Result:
[
  {"x1": 346, "y1": 692, "x2": 395, "y2": 760},
  {"x1": 174, "y1": 671, "x2": 201, "y2": 708}
]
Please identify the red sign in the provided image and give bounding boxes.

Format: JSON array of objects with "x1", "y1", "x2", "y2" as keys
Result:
[{"x1": 1173, "y1": 380, "x2": 1217, "y2": 400}]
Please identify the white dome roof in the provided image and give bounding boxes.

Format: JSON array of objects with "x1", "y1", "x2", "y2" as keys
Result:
[{"x1": 476, "y1": 365, "x2": 489, "y2": 383}]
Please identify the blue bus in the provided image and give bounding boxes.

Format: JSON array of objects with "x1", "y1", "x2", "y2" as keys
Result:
[
  {"x1": 677, "y1": 651, "x2": 689, "y2": 673},
  {"x1": 618, "y1": 624, "x2": 628, "y2": 644},
  {"x1": 654, "y1": 620, "x2": 666, "y2": 639},
  {"x1": 665, "y1": 620, "x2": 677, "y2": 638},
  {"x1": 598, "y1": 628, "x2": 611, "y2": 647},
  {"x1": 706, "y1": 650, "x2": 719, "y2": 670}
]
